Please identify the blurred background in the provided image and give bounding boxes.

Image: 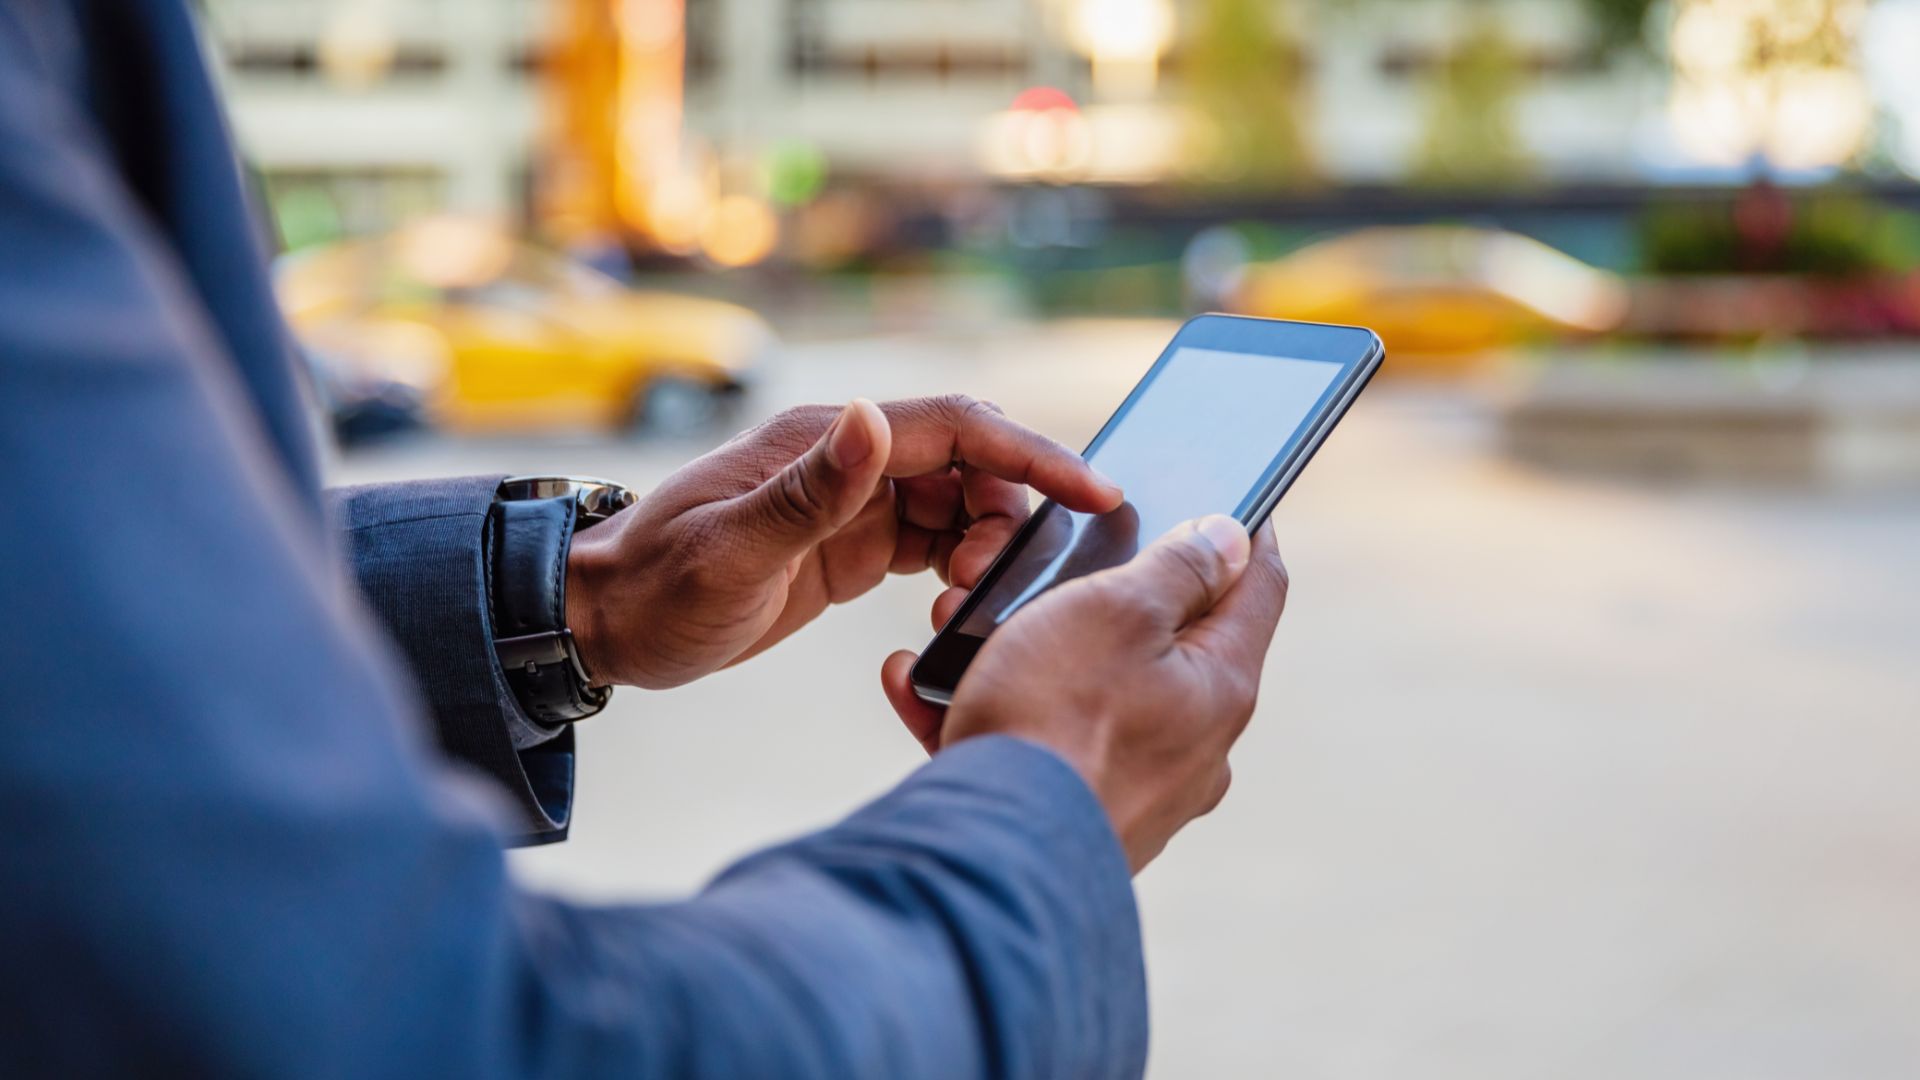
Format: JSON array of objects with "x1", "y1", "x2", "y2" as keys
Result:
[{"x1": 205, "y1": 0, "x2": 1918, "y2": 1075}]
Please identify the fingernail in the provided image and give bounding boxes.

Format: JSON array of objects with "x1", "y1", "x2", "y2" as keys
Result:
[
  {"x1": 1091, "y1": 468, "x2": 1123, "y2": 499},
  {"x1": 826, "y1": 401, "x2": 873, "y2": 470},
  {"x1": 1195, "y1": 515, "x2": 1250, "y2": 571}
]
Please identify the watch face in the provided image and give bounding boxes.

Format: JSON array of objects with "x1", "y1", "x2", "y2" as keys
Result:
[{"x1": 576, "y1": 484, "x2": 638, "y2": 524}]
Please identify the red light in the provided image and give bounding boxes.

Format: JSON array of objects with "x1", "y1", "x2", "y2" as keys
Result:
[{"x1": 1010, "y1": 85, "x2": 1078, "y2": 114}]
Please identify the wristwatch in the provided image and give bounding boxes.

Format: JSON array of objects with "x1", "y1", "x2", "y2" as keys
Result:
[{"x1": 489, "y1": 475, "x2": 637, "y2": 726}]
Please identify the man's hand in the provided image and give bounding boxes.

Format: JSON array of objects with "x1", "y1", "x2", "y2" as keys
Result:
[
  {"x1": 565, "y1": 396, "x2": 1122, "y2": 690},
  {"x1": 880, "y1": 517, "x2": 1289, "y2": 872}
]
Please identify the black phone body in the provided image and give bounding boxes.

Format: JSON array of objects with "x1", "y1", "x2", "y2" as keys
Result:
[{"x1": 910, "y1": 314, "x2": 1384, "y2": 705}]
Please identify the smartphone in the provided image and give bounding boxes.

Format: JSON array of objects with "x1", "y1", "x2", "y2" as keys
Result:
[{"x1": 910, "y1": 314, "x2": 1384, "y2": 705}]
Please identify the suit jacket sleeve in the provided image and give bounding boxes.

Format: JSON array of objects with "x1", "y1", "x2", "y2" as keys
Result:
[
  {"x1": 0, "y1": 8, "x2": 1149, "y2": 1077},
  {"x1": 327, "y1": 477, "x2": 577, "y2": 844}
]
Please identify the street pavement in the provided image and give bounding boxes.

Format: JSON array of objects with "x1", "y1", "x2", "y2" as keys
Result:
[{"x1": 333, "y1": 320, "x2": 1920, "y2": 1080}]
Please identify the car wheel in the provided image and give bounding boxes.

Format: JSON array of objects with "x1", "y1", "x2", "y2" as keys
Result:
[{"x1": 633, "y1": 375, "x2": 734, "y2": 438}]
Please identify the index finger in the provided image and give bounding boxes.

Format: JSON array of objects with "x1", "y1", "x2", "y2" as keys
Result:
[
  {"x1": 879, "y1": 396, "x2": 1122, "y2": 514},
  {"x1": 1180, "y1": 523, "x2": 1289, "y2": 669}
]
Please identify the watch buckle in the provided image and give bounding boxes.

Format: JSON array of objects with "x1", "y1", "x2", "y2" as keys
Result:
[{"x1": 495, "y1": 629, "x2": 593, "y2": 685}]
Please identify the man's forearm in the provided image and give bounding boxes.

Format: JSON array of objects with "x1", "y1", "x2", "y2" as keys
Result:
[{"x1": 514, "y1": 737, "x2": 1148, "y2": 1079}]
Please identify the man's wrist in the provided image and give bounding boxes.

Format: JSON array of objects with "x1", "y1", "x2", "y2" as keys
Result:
[{"x1": 563, "y1": 528, "x2": 619, "y2": 688}]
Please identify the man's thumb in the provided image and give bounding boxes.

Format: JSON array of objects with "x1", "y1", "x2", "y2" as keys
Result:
[
  {"x1": 1110, "y1": 515, "x2": 1251, "y2": 631},
  {"x1": 729, "y1": 399, "x2": 891, "y2": 566}
]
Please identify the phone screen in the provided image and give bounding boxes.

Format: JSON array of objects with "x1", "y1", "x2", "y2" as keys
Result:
[{"x1": 954, "y1": 346, "x2": 1345, "y2": 636}]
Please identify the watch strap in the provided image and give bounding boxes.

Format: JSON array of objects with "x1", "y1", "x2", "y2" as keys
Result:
[{"x1": 489, "y1": 496, "x2": 610, "y2": 725}]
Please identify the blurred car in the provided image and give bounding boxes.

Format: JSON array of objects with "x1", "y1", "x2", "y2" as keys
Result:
[
  {"x1": 1230, "y1": 225, "x2": 1629, "y2": 369},
  {"x1": 276, "y1": 218, "x2": 771, "y2": 435},
  {"x1": 301, "y1": 340, "x2": 428, "y2": 447}
]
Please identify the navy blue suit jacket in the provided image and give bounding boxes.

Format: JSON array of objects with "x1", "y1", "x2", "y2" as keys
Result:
[{"x1": 0, "y1": 2, "x2": 1147, "y2": 1075}]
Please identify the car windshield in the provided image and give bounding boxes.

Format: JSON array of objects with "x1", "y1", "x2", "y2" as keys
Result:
[
  {"x1": 493, "y1": 249, "x2": 624, "y2": 301},
  {"x1": 280, "y1": 234, "x2": 628, "y2": 318}
]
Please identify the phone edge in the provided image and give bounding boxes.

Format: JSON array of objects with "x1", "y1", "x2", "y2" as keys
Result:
[{"x1": 1239, "y1": 333, "x2": 1384, "y2": 532}]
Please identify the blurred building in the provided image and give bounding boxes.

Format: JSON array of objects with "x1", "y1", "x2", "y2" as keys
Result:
[
  {"x1": 1312, "y1": 1, "x2": 1650, "y2": 182},
  {"x1": 202, "y1": 0, "x2": 550, "y2": 237},
  {"x1": 688, "y1": 0, "x2": 1057, "y2": 179},
  {"x1": 201, "y1": 0, "x2": 1658, "y2": 242},
  {"x1": 695, "y1": 0, "x2": 1651, "y2": 184}
]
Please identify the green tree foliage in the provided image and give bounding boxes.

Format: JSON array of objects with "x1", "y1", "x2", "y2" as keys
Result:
[
  {"x1": 1184, "y1": 0, "x2": 1317, "y2": 188},
  {"x1": 1583, "y1": 0, "x2": 1658, "y2": 51},
  {"x1": 1641, "y1": 190, "x2": 1920, "y2": 277},
  {"x1": 1412, "y1": 5, "x2": 1532, "y2": 187}
]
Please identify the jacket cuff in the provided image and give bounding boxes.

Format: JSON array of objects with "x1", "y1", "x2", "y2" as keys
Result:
[{"x1": 328, "y1": 475, "x2": 573, "y2": 844}]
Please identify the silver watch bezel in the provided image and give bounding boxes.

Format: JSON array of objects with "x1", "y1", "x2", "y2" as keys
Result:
[{"x1": 497, "y1": 475, "x2": 637, "y2": 526}]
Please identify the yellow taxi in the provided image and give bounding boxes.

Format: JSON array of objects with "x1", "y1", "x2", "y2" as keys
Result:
[
  {"x1": 1231, "y1": 226, "x2": 1628, "y2": 372},
  {"x1": 276, "y1": 218, "x2": 773, "y2": 434}
]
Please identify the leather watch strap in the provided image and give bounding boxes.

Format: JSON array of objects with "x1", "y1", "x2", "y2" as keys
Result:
[{"x1": 489, "y1": 495, "x2": 610, "y2": 725}]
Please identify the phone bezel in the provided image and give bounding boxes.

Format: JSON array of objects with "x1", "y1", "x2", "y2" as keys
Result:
[{"x1": 909, "y1": 314, "x2": 1385, "y2": 705}]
